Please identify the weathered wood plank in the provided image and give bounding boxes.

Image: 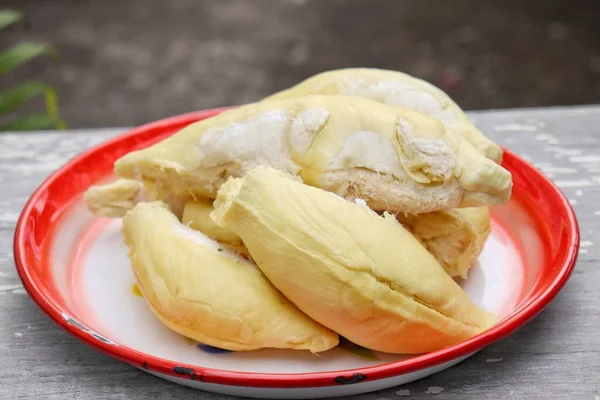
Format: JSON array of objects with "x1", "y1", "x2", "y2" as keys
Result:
[{"x1": 1, "y1": 107, "x2": 599, "y2": 399}]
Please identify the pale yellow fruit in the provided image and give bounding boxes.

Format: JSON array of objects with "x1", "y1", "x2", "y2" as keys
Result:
[
  {"x1": 86, "y1": 178, "x2": 489, "y2": 278},
  {"x1": 181, "y1": 199, "x2": 248, "y2": 256},
  {"x1": 115, "y1": 95, "x2": 512, "y2": 214},
  {"x1": 211, "y1": 166, "x2": 496, "y2": 354},
  {"x1": 266, "y1": 68, "x2": 502, "y2": 163},
  {"x1": 397, "y1": 207, "x2": 491, "y2": 279},
  {"x1": 83, "y1": 181, "x2": 247, "y2": 253},
  {"x1": 84, "y1": 178, "x2": 144, "y2": 218},
  {"x1": 267, "y1": 69, "x2": 494, "y2": 276},
  {"x1": 84, "y1": 178, "x2": 189, "y2": 218},
  {"x1": 122, "y1": 201, "x2": 338, "y2": 352}
]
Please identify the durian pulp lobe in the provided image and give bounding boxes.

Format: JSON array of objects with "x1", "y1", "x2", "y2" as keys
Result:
[
  {"x1": 121, "y1": 201, "x2": 338, "y2": 352},
  {"x1": 264, "y1": 67, "x2": 502, "y2": 163},
  {"x1": 212, "y1": 166, "x2": 496, "y2": 354},
  {"x1": 181, "y1": 198, "x2": 245, "y2": 251},
  {"x1": 114, "y1": 95, "x2": 512, "y2": 212},
  {"x1": 83, "y1": 178, "x2": 144, "y2": 218},
  {"x1": 398, "y1": 207, "x2": 491, "y2": 279}
]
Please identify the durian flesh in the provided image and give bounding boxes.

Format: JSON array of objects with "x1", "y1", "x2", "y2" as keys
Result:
[
  {"x1": 264, "y1": 68, "x2": 494, "y2": 277},
  {"x1": 398, "y1": 207, "x2": 491, "y2": 279},
  {"x1": 183, "y1": 200, "x2": 490, "y2": 279},
  {"x1": 211, "y1": 166, "x2": 496, "y2": 354},
  {"x1": 84, "y1": 178, "x2": 188, "y2": 218},
  {"x1": 122, "y1": 201, "x2": 338, "y2": 352},
  {"x1": 265, "y1": 68, "x2": 502, "y2": 163},
  {"x1": 84, "y1": 178, "x2": 144, "y2": 218},
  {"x1": 84, "y1": 181, "x2": 488, "y2": 278},
  {"x1": 114, "y1": 95, "x2": 512, "y2": 214},
  {"x1": 181, "y1": 199, "x2": 248, "y2": 256}
]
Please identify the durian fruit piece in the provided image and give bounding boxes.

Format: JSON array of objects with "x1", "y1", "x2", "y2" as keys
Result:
[
  {"x1": 83, "y1": 181, "x2": 246, "y2": 253},
  {"x1": 211, "y1": 166, "x2": 496, "y2": 354},
  {"x1": 122, "y1": 201, "x2": 338, "y2": 352},
  {"x1": 266, "y1": 68, "x2": 494, "y2": 275},
  {"x1": 84, "y1": 178, "x2": 144, "y2": 218},
  {"x1": 397, "y1": 207, "x2": 491, "y2": 279},
  {"x1": 265, "y1": 68, "x2": 502, "y2": 163},
  {"x1": 114, "y1": 95, "x2": 512, "y2": 214},
  {"x1": 181, "y1": 199, "x2": 248, "y2": 256},
  {"x1": 84, "y1": 178, "x2": 189, "y2": 218}
]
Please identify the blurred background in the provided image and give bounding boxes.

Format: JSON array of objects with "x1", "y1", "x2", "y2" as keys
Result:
[{"x1": 2, "y1": 0, "x2": 600, "y2": 129}]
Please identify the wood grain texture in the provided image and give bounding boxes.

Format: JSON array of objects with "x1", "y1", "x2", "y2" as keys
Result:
[{"x1": 1, "y1": 107, "x2": 599, "y2": 400}]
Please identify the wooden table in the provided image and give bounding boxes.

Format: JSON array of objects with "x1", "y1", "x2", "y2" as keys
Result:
[{"x1": 1, "y1": 106, "x2": 598, "y2": 399}]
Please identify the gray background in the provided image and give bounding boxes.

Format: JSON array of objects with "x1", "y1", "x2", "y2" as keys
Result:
[{"x1": 2, "y1": 0, "x2": 600, "y2": 128}]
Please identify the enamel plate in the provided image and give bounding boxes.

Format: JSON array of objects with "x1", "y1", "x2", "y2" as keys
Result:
[{"x1": 14, "y1": 109, "x2": 579, "y2": 399}]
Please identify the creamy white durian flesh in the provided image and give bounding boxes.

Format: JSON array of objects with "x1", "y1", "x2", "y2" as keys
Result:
[
  {"x1": 121, "y1": 201, "x2": 338, "y2": 352},
  {"x1": 397, "y1": 207, "x2": 491, "y2": 279},
  {"x1": 84, "y1": 179, "x2": 144, "y2": 218},
  {"x1": 114, "y1": 95, "x2": 512, "y2": 214},
  {"x1": 265, "y1": 68, "x2": 502, "y2": 163},
  {"x1": 181, "y1": 199, "x2": 248, "y2": 256},
  {"x1": 211, "y1": 166, "x2": 497, "y2": 354},
  {"x1": 265, "y1": 68, "x2": 494, "y2": 274},
  {"x1": 84, "y1": 178, "x2": 189, "y2": 218},
  {"x1": 86, "y1": 180, "x2": 486, "y2": 278}
]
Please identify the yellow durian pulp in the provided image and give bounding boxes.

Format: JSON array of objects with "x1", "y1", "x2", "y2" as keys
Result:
[
  {"x1": 84, "y1": 178, "x2": 189, "y2": 218},
  {"x1": 181, "y1": 199, "x2": 248, "y2": 256},
  {"x1": 211, "y1": 166, "x2": 496, "y2": 354},
  {"x1": 265, "y1": 67, "x2": 502, "y2": 163},
  {"x1": 114, "y1": 95, "x2": 512, "y2": 214},
  {"x1": 84, "y1": 178, "x2": 144, "y2": 218},
  {"x1": 397, "y1": 207, "x2": 491, "y2": 279},
  {"x1": 121, "y1": 201, "x2": 338, "y2": 352},
  {"x1": 265, "y1": 68, "x2": 496, "y2": 277}
]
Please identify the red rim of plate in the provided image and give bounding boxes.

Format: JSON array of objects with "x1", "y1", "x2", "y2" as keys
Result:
[{"x1": 14, "y1": 108, "x2": 580, "y2": 389}]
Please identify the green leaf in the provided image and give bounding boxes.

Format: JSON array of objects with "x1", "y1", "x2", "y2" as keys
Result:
[
  {"x1": 0, "y1": 81, "x2": 52, "y2": 115},
  {"x1": 0, "y1": 9, "x2": 22, "y2": 30},
  {"x1": 0, "y1": 114, "x2": 65, "y2": 131},
  {"x1": 0, "y1": 43, "x2": 56, "y2": 75},
  {"x1": 43, "y1": 85, "x2": 59, "y2": 119}
]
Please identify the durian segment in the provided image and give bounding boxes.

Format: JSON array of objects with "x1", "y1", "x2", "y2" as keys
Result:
[
  {"x1": 122, "y1": 201, "x2": 338, "y2": 352},
  {"x1": 138, "y1": 179, "x2": 189, "y2": 218},
  {"x1": 181, "y1": 199, "x2": 248, "y2": 256},
  {"x1": 268, "y1": 71, "x2": 493, "y2": 275},
  {"x1": 265, "y1": 68, "x2": 502, "y2": 163},
  {"x1": 114, "y1": 95, "x2": 512, "y2": 214},
  {"x1": 397, "y1": 207, "x2": 491, "y2": 279},
  {"x1": 84, "y1": 178, "x2": 189, "y2": 218},
  {"x1": 84, "y1": 178, "x2": 144, "y2": 218},
  {"x1": 211, "y1": 166, "x2": 496, "y2": 354},
  {"x1": 85, "y1": 179, "x2": 489, "y2": 279}
]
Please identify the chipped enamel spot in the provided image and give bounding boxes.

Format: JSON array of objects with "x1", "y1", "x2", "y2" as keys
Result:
[
  {"x1": 329, "y1": 130, "x2": 405, "y2": 177},
  {"x1": 172, "y1": 224, "x2": 252, "y2": 265},
  {"x1": 289, "y1": 107, "x2": 329, "y2": 153},
  {"x1": 396, "y1": 119, "x2": 455, "y2": 182},
  {"x1": 198, "y1": 110, "x2": 300, "y2": 175},
  {"x1": 338, "y1": 77, "x2": 457, "y2": 126}
]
